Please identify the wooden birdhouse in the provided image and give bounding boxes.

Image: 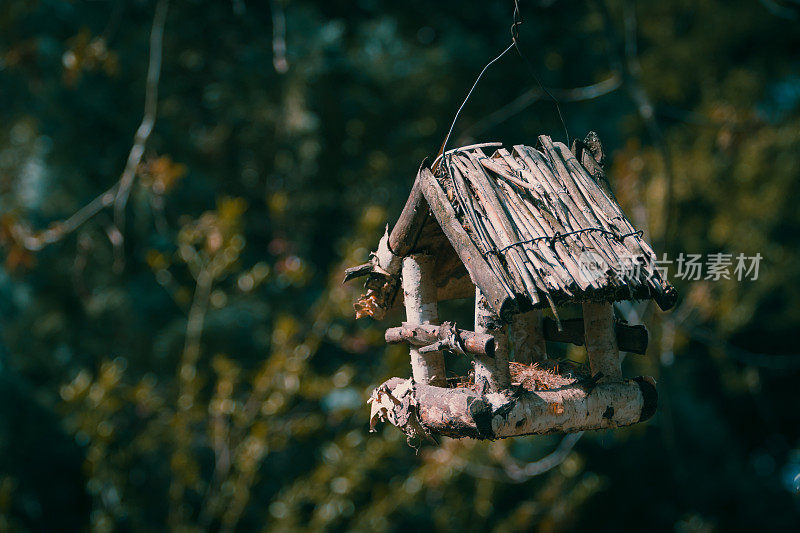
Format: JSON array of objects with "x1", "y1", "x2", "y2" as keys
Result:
[{"x1": 345, "y1": 133, "x2": 676, "y2": 441}]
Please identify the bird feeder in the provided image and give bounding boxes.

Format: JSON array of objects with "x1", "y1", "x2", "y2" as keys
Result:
[{"x1": 345, "y1": 133, "x2": 676, "y2": 441}]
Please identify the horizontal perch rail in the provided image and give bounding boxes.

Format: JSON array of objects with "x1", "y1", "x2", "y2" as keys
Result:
[
  {"x1": 385, "y1": 322, "x2": 495, "y2": 358},
  {"x1": 543, "y1": 317, "x2": 648, "y2": 354},
  {"x1": 369, "y1": 376, "x2": 657, "y2": 440},
  {"x1": 385, "y1": 317, "x2": 648, "y2": 357}
]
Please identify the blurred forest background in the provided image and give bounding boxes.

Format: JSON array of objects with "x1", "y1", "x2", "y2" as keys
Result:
[{"x1": 1, "y1": 0, "x2": 800, "y2": 531}]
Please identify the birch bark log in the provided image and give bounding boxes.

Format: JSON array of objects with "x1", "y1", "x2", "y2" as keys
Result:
[
  {"x1": 474, "y1": 288, "x2": 511, "y2": 391},
  {"x1": 402, "y1": 254, "x2": 447, "y2": 386},
  {"x1": 583, "y1": 301, "x2": 622, "y2": 381}
]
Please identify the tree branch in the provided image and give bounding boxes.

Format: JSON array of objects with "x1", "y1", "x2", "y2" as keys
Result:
[
  {"x1": 13, "y1": 0, "x2": 169, "y2": 252},
  {"x1": 271, "y1": 0, "x2": 289, "y2": 73},
  {"x1": 457, "y1": 74, "x2": 622, "y2": 144},
  {"x1": 113, "y1": 0, "x2": 169, "y2": 234},
  {"x1": 595, "y1": 0, "x2": 675, "y2": 251}
]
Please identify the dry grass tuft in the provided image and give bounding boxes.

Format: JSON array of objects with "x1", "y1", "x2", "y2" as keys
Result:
[
  {"x1": 447, "y1": 360, "x2": 589, "y2": 392},
  {"x1": 509, "y1": 360, "x2": 588, "y2": 391}
]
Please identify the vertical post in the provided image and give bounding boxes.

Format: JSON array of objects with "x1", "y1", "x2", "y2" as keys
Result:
[
  {"x1": 402, "y1": 254, "x2": 447, "y2": 386},
  {"x1": 582, "y1": 301, "x2": 621, "y2": 382},
  {"x1": 508, "y1": 309, "x2": 546, "y2": 364},
  {"x1": 474, "y1": 287, "x2": 511, "y2": 392}
]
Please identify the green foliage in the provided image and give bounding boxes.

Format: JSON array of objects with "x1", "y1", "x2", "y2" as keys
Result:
[{"x1": 1, "y1": 0, "x2": 799, "y2": 531}]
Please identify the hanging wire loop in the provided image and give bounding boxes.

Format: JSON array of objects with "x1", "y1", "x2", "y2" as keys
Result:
[
  {"x1": 437, "y1": 42, "x2": 515, "y2": 174},
  {"x1": 435, "y1": 0, "x2": 571, "y2": 176}
]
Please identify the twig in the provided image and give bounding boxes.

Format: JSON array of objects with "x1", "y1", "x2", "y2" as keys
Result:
[
  {"x1": 594, "y1": 0, "x2": 674, "y2": 251},
  {"x1": 458, "y1": 74, "x2": 623, "y2": 143},
  {"x1": 13, "y1": 0, "x2": 169, "y2": 252},
  {"x1": 460, "y1": 431, "x2": 583, "y2": 482},
  {"x1": 169, "y1": 266, "x2": 213, "y2": 527},
  {"x1": 271, "y1": 0, "x2": 288, "y2": 73},
  {"x1": 114, "y1": 0, "x2": 169, "y2": 234},
  {"x1": 758, "y1": 0, "x2": 799, "y2": 19},
  {"x1": 15, "y1": 186, "x2": 118, "y2": 251}
]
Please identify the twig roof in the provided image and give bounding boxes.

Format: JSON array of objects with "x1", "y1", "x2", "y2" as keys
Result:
[
  {"x1": 344, "y1": 133, "x2": 676, "y2": 322},
  {"x1": 422, "y1": 135, "x2": 675, "y2": 314}
]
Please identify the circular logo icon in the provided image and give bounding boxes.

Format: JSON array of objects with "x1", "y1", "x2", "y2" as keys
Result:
[{"x1": 577, "y1": 251, "x2": 608, "y2": 284}]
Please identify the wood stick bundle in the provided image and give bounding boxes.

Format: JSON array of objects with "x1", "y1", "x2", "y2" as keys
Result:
[
  {"x1": 433, "y1": 136, "x2": 675, "y2": 311},
  {"x1": 345, "y1": 134, "x2": 676, "y2": 322}
]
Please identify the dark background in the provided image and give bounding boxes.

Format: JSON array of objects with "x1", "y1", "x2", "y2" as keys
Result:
[{"x1": 1, "y1": 0, "x2": 800, "y2": 531}]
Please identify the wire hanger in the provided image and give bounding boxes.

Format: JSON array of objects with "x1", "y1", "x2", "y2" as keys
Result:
[{"x1": 435, "y1": 0, "x2": 570, "y2": 173}]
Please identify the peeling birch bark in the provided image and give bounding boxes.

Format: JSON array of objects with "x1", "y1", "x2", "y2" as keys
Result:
[
  {"x1": 370, "y1": 376, "x2": 657, "y2": 440},
  {"x1": 583, "y1": 301, "x2": 621, "y2": 381},
  {"x1": 351, "y1": 229, "x2": 404, "y2": 320},
  {"x1": 474, "y1": 288, "x2": 511, "y2": 392},
  {"x1": 509, "y1": 309, "x2": 546, "y2": 364},
  {"x1": 403, "y1": 254, "x2": 447, "y2": 386},
  {"x1": 375, "y1": 228, "x2": 402, "y2": 274}
]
